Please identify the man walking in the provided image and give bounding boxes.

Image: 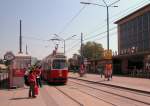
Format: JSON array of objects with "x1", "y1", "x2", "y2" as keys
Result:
[{"x1": 97, "y1": 64, "x2": 103, "y2": 78}]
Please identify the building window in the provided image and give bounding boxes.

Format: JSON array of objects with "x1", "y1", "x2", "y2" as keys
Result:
[
  {"x1": 148, "y1": 11, "x2": 150, "y2": 32},
  {"x1": 143, "y1": 12, "x2": 149, "y2": 31},
  {"x1": 137, "y1": 15, "x2": 142, "y2": 32}
]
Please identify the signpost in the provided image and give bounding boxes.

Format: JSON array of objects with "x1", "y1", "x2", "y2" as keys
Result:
[
  {"x1": 4, "y1": 52, "x2": 15, "y2": 61},
  {"x1": 103, "y1": 50, "x2": 112, "y2": 59},
  {"x1": 4, "y1": 51, "x2": 15, "y2": 89}
]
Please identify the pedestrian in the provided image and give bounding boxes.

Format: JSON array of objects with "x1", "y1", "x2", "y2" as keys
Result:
[
  {"x1": 73, "y1": 66, "x2": 76, "y2": 73},
  {"x1": 105, "y1": 64, "x2": 112, "y2": 81},
  {"x1": 35, "y1": 66, "x2": 42, "y2": 87},
  {"x1": 24, "y1": 68, "x2": 29, "y2": 86},
  {"x1": 28, "y1": 70, "x2": 36, "y2": 98},
  {"x1": 97, "y1": 64, "x2": 103, "y2": 78}
]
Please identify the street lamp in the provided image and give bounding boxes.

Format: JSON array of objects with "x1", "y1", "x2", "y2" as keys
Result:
[
  {"x1": 80, "y1": 0, "x2": 119, "y2": 50},
  {"x1": 53, "y1": 34, "x2": 77, "y2": 55}
]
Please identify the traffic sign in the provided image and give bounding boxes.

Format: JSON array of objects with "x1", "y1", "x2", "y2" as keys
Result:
[{"x1": 4, "y1": 51, "x2": 15, "y2": 61}]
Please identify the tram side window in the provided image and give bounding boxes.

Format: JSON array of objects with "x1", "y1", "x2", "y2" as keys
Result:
[{"x1": 48, "y1": 60, "x2": 51, "y2": 70}]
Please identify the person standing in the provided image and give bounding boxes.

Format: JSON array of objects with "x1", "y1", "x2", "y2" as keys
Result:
[
  {"x1": 24, "y1": 68, "x2": 29, "y2": 86},
  {"x1": 97, "y1": 64, "x2": 104, "y2": 78},
  {"x1": 28, "y1": 70, "x2": 36, "y2": 98},
  {"x1": 36, "y1": 66, "x2": 42, "y2": 87},
  {"x1": 105, "y1": 64, "x2": 112, "y2": 81}
]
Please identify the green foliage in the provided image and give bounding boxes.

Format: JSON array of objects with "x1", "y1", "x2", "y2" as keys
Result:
[{"x1": 79, "y1": 41, "x2": 104, "y2": 59}]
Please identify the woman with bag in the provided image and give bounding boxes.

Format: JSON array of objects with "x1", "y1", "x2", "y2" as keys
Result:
[{"x1": 28, "y1": 70, "x2": 36, "y2": 98}]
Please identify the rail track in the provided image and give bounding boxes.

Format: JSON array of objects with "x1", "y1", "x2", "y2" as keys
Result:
[
  {"x1": 54, "y1": 86, "x2": 84, "y2": 106},
  {"x1": 54, "y1": 86, "x2": 118, "y2": 106},
  {"x1": 69, "y1": 77, "x2": 150, "y2": 95},
  {"x1": 68, "y1": 78, "x2": 150, "y2": 106}
]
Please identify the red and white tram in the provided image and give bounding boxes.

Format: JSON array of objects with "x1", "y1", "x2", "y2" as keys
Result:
[{"x1": 41, "y1": 53, "x2": 68, "y2": 84}]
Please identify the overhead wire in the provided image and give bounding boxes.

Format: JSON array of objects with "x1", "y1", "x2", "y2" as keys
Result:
[
  {"x1": 22, "y1": 36, "x2": 48, "y2": 41},
  {"x1": 21, "y1": 1, "x2": 149, "y2": 54},
  {"x1": 23, "y1": 1, "x2": 148, "y2": 41},
  {"x1": 111, "y1": 0, "x2": 150, "y2": 22},
  {"x1": 58, "y1": 5, "x2": 87, "y2": 35},
  {"x1": 66, "y1": 31, "x2": 117, "y2": 53},
  {"x1": 83, "y1": 0, "x2": 149, "y2": 40},
  {"x1": 95, "y1": 31, "x2": 117, "y2": 41},
  {"x1": 58, "y1": 0, "x2": 150, "y2": 53},
  {"x1": 66, "y1": 40, "x2": 81, "y2": 53},
  {"x1": 110, "y1": 0, "x2": 148, "y2": 19},
  {"x1": 84, "y1": 26, "x2": 117, "y2": 41}
]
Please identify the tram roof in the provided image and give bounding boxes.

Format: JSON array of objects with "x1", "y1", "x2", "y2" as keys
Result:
[{"x1": 42, "y1": 52, "x2": 66, "y2": 61}]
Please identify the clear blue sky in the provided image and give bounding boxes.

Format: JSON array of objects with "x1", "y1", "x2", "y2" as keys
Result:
[{"x1": 0, "y1": 0, "x2": 149, "y2": 59}]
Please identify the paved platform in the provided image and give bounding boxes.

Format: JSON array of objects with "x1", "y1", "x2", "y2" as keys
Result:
[
  {"x1": 0, "y1": 73, "x2": 150, "y2": 106},
  {"x1": 69, "y1": 72, "x2": 150, "y2": 93},
  {"x1": 0, "y1": 87, "x2": 48, "y2": 106}
]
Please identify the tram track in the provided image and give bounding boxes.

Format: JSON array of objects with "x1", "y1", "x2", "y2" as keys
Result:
[
  {"x1": 69, "y1": 79, "x2": 150, "y2": 106},
  {"x1": 70, "y1": 87, "x2": 118, "y2": 106},
  {"x1": 54, "y1": 86, "x2": 84, "y2": 106},
  {"x1": 69, "y1": 78, "x2": 150, "y2": 98},
  {"x1": 54, "y1": 86, "x2": 117, "y2": 106},
  {"x1": 69, "y1": 77, "x2": 150, "y2": 95}
]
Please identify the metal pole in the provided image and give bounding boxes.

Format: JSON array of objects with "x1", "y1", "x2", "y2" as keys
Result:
[
  {"x1": 80, "y1": 32, "x2": 84, "y2": 77},
  {"x1": 19, "y1": 20, "x2": 23, "y2": 53},
  {"x1": 26, "y1": 44, "x2": 28, "y2": 55},
  {"x1": 81, "y1": 32, "x2": 83, "y2": 64},
  {"x1": 107, "y1": 6, "x2": 109, "y2": 50},
  {"x1": 94, "y1": 42, "x2": 96, "y2": 72},
  {"x1": 64, "y1": 40, "x2": 65, "y2": 55},
  {"x1": 80, "y1": 1, "x2": 119, "y2": 51}
]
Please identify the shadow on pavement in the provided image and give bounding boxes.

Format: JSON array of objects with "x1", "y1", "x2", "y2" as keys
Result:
[
  {"x1": 86, "y1": 79, "x2": 106, "y2": 84},
  {"x1": 41, "y1": 80, "x2": 66, "y2": 86},
  {"x1": 9, "y1": 97, "x2": 29, "y2": 100}
]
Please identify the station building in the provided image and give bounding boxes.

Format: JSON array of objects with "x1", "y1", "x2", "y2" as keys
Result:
[{"x1": 113, "y1": 4, "x2": 150, "y2": 77}]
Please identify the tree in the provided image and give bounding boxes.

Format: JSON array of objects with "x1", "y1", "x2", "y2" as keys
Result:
[{"x1": 79, "y1": 41, "x2": 104, "y2": 59}]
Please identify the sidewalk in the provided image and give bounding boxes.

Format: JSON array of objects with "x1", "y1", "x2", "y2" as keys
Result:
[
  {"x1": 0, "y1": 87, "x2": 48, "y2": 106},
  {"x1": 69, "y1": 72, "x2": 150, "y2": 93},
  {"x1": 1, "y1": 73, "x2": 150, "y2": 106}
]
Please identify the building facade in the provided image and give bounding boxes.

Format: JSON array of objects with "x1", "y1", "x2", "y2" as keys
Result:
[{"x1": 113, "y1": 4, "x2": 150, "y2": 77}]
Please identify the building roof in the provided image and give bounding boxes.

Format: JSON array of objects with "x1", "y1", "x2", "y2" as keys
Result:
[{"x1": 115, "y1": 4, "x2": 150, "y2": 24}]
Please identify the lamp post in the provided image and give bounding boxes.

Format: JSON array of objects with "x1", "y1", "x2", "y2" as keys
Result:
[
  {"x1": 80, "y1": 0, "x2": 119, "y2": 50},
  {"x1": 53, "y1": 34, "x2": 77, "y2": 55}
]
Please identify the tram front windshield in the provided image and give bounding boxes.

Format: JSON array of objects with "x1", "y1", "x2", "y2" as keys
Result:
[{"x1": 52, "y1": 59, "x2": 67, "y2": 69}]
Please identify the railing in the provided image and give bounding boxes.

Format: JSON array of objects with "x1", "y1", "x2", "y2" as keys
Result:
[
  {"x1": 128, "y1": 69, "x2": 150, "y2": 78},
  {"x1": 0, "y1": 72, "x2": 9, "y2": 89}
]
